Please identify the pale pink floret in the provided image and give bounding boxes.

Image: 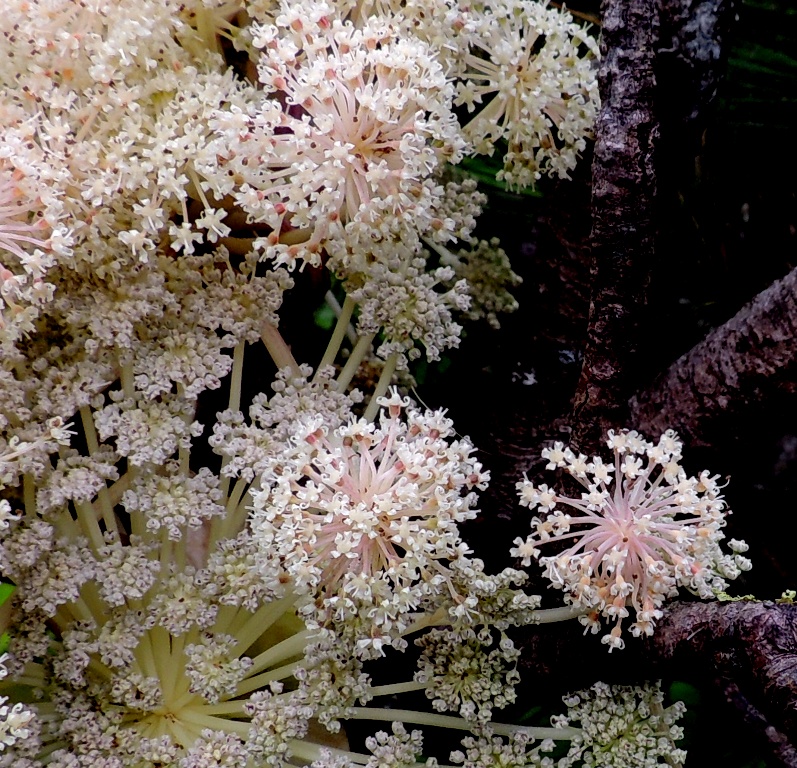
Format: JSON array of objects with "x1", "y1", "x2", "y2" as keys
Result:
[
  {"x1": 0, "y1": 169, "x2": 51, "y2": 261},
  {"x1": 514, "y1": 429, "x2": 751, "y2": 650},
  {"x1": 0, "y1": 165, "x2": 55, "y2": 339}
]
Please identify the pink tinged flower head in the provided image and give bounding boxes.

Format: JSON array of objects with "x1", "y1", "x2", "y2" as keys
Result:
[
  {"x1": 0, "y1": 167, "x2": 51, "y2": 262},
  {"x1": 251, "y1": 390, "x2": 488, "y2": 609},
  {"x1": 513, "y1": 429, "x2": 752, "y2": 650},
  {"x1": 210, "y1": 3, "x2": 465, "y2": 269}
]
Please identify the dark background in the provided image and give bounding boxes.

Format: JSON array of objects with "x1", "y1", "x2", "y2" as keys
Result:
[{"x1": 417, "y1": 1, "x2": 797, "y2": 764}]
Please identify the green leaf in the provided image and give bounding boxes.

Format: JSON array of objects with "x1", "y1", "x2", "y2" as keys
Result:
[
  {"x1": 669, "y1": 680, "x2": 701, "y2": 706},
  {"x1": 0, "y1": 582, "x2": 14, "y2": 607},
  {"x1": 314, "y1": 303, "x2": 336, "y2": 331}
]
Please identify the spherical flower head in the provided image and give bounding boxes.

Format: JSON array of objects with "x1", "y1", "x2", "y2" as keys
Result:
[
  {"x1": 513, "y1": 429, "x2": 752, "y2": 649},
  {"x1": 457, "y1": 0, "x2": 600, "y2": 189},
  {"x1": 251, "y1": 389, "x2": 489, "y2": 648},
  {"x1": 212, "y1": 1, "x2": 465, "y2": 268}
]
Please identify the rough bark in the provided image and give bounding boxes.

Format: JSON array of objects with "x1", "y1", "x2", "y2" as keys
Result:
[
  {"x1": 652, "y1": 601, "x2": 797, "y2": 766},
  {"x1": 630, "y1": 264, "x2": 797, "y2": 445},
  {"x1": 569, "y1": 0, "x2": 659, "y2": 453},
  {"x1": 570, "y1": 0, "x2": 738, "y2": 454}
]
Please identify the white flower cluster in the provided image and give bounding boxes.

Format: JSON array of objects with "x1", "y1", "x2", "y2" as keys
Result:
[
  {"x1": 0, "y1": 1, "x2": 719, "y2": 766},
  {"x1": 513, "y1": 430, "x2": 752, "y2": 649},
  {"x1": 555, "y1": 681, "x2": 687, "y2": 767},
  {"x1": 250, "y1": 389, "x2": 490, "y2": 656},
  {"x1": 456, "y1": 0, "x2": 601, "y2": 188},
  {"x1": 0, "y1": 361, "x2": 545, "y2": 766},
  {"x1": 436, "y1": 236, "x2": 522, "y2": 329},
  {"x1": 202, "y1": 0, "x2": 466, "y2": 270}
]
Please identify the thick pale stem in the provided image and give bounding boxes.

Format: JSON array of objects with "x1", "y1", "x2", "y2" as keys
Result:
[
  {"x1": 229, "y1": 596, "x2": 301, "y2": 657},
  {"x1": 260, "y1": 322, "x2": 300, "y2": 375},
  {"x1": 75, "y1": 501, "x2": 106, "y2": 553},
  {"x1": 287, "y1": 740, "x2": 370, "y2": 765},
  {"x1": 344, "y1": 707, "x2": 582, "y2": 741},
  {"x1": 23, "y1": 473, "x2": 36, "y2": 518},
  {"x1": 247, "y1": 628, "x2": 310, "y2": 677},
  {"x1": 531, "y1": 605, "x2": 587, "y2": 623},
  {"x1": 220, "y1": 342, "x2": 246, "y2": 501},
  {"x1": 80, "y1": 405, "x2": 119, "y2": 539},
  {"x1": 177, "y1": 708, "x2": 251, "y2": 735},
  {"x1": 336, "y1": 333, "x2": 375, "y2": 392},
  {"x1": 228, "y1": 342, "x2": 245, "y2": 415},
  {"x1": 368, "y1": 680, "x2": 427, "y2": 697},
  {"x1": 234, "y1": 660, "x2": 302, "y2": 697},
  {"x1": 316, "y1": 293, "x2": 357, "y2": 377},
  {"x1": 363, "y1": 352, "x2": 399, "y2": 421}
]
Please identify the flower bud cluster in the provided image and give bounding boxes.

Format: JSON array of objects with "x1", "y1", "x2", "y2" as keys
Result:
[{"x1": 555, "y1": 681, "x2": 687, "y2": 767}]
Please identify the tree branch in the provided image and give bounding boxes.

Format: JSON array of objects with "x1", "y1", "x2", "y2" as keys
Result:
[
  {"x1": 569, "y1": 0, "x2": 659, "y2": 452},
  {"x1": 630, "y1": 264, "x2": 797, "y2": 445},
  {"x1": 517, "y1": 600, "x2": 797, "y2": 766}
]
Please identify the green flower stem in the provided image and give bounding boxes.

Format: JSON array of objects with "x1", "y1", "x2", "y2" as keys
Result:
[
  {"x1": 364, "y1": 352, "x2": 399, "y2": 422},
  {"x1": 9, "y1": 674, "x2": 45, "y2": 687},
  {"x1": 133, "y1": 630, "x2": 159, "y2": 680},
  {"x1": 186, "y1": 166, "x2": 212, "y2": 210},
  {"x1": 345, "y1": 708, "x2": 582, "y2": 741},
  {"x1": 230, "y1": 340, "x2": 246, "y2": 408},
  {"x1": 220, "y1": 342, "x2": 246, "y2": 499},
  {"x1": 212, "y1": 604, "x2": 241, "y2": 637},
  {"x1": 121, "y1": 361, "x2": 135, "y2": 400},
  {"x1": 316, "y1": 293, "x2": 357, "y2": 378},
  {"x1": 401, "y1": 605, "x2": 450, "y2": 636},
  {"x1": 424, "y1": 238, "x2": 455, "y2": 263},
  {"x1": 176, "y1": 384, "x2": 192, "y2": 475},
  {"x1": 229, "y1": 597, "x2": 302, "y2": 657},
  {"x1": 336, "y1": 333, "x2": 375, "y2": 392},
  {"x1": 168, "y1": 678, "x2": 205, "y2": 713},
  {"x1": 95, "y1": 472, "x2": 130, "y2": 516},
  {"x1": 15, "y1": 661, "x2": 45, "y2": 681},
  {"x1": 36, "y1": 740, "x2": 70, "y2": 761},
  {"x1": 153, "y1": 625, "x2": 181, "y2": 703},
  {"x1": 288, "y1": 740, "x2": 370, "y2": 765},
  {"x1": 225, "y1": 477, "x2": 248, "y2": 520},
  {"x1": 260, "y1": 322, "x2": 300, "y2": 375},
  {"x1": 198, "y1": 698, "x2": 253, "y2": 716},
  {"x1": 178, "y1": 707, "x2": 251, "y2": 736},
  {"x1": 23, "y1": 472, "x2": 36, "y2": 518},
  {"x1": 167, "y1": 716, "x2": 203, "y2": 750},
  {"x1": 215, "y1": 481, "x2": 256, "y2": 544},
  {"x1": 80, "y1": 581, "x2": 110, "y2": 624},
  {"x1": 74, "y1": 500, "x2": 105, "y2": 553}
]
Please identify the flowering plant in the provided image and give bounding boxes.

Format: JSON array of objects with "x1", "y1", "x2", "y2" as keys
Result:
[
  {"x1": 513, "y1": 430, "x2": 751, "y2": 650},
  {"x1": 0, "y1": 0, "x2": 747, "y2": 766}
]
